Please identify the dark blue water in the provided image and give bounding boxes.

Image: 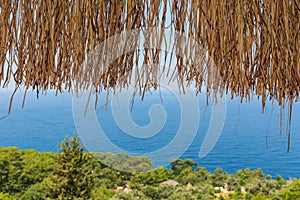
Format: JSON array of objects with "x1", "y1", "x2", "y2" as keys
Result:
[{"x1": 0, "y1": 89, "x2": 300, "y2": 179}]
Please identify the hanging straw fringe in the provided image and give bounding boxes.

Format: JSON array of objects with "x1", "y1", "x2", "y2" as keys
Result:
[{"x1": 0, "y1": 0, "x2": 299, "y2": 109}]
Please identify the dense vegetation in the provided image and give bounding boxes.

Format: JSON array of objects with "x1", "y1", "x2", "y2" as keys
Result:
[{"x1": 0, "y1": 136, "x2": 299, "y2": 200}]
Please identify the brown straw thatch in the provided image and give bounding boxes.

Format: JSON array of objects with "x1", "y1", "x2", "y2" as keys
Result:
[{"x1": 0, "y1": 0, "x2": 299, "y2": 146}]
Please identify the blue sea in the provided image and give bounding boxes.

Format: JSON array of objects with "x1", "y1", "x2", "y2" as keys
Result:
[{"x1": 0, "y1": 89, "x2": 300, "y2": 179}]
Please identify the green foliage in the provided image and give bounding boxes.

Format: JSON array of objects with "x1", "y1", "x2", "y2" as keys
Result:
[
  {"x1": 0, "y1": 146, "x2": 55, "y2": 195},
  {"x1": 20, "y1": 150, "x2": 55, "y2": 187},
  {"x1": 228, "y1": 191, "x2": 244, "y2": 200},
  {"x1": 0, "y1": 149, "x2": 9, "y2": 191},
  {"x1": 210, "y1": 167, "x2": 228, "y2": 187},
  {"x1": 0, "y1": 147, "x2": 23, "y2": 193},
  {"x1": 170, "y1": 158, "x2": 197, "y2": 175},
  {"x1": 111, "y1": 190, "x2": 151, "y2": 200},
  {"x1": 276, "y1": 175, "x2": 286, "y2": 187},
  {"x1": 226, "y1": 174, "x2": 241, "y2": 191},
  {"x1": 130, "y1": 166, "x2": 169, "y2": 188},
  {"x1": 20, "y1": 182, "x2": 46, "y2": 200},
  {"x1": 0, "y1": 192, "x2": 15, "y2": 200},
  {"x1": 252, "y1": 193, "x2": 270, "y2": 200},
  {"x1": 91, "y1": 184, "x2": 112, "y2": 200},
  {"x1": 44, "y1": 135, "x2": 94, "y2": 200},
  {"x1": 0, "y1": 141, "x2": 298, "y2": 200},
  {"x1": 141, "y1": 185, "x2": 159, "y2": 199},
  {"x1": 167, "y1": 187, "x2": 197, "y2": 200},
  {"x1": 284, "y1": 180, "x2": 300, "y2": 200},
  {"x1": 93, "y1": 152, "x2": 152, "y2": 173}
]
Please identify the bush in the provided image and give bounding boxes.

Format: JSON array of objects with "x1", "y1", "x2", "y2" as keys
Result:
[
  {"x1": 284, "y1": 180, "x2": 300, "y2": 200},
  {"x1": 21, "y1": 182, "x2": 46, "y2": 200},
  {"x1": 0, "y1": 192, "x2": 14, "y2": 200}
]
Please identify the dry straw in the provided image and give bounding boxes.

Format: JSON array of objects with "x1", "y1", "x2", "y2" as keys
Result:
[{"x1": 0, "y1": 0, "x2": 299, "y2": 147}]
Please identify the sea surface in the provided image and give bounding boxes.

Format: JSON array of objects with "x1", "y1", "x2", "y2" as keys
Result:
[{"x1": 0, "y1": 89, "x2": 300, "y2": 179}]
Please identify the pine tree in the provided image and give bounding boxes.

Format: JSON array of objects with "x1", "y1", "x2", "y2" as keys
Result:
[{"x1": 45, "y1": 135, "x2": 94, "y2": 200}]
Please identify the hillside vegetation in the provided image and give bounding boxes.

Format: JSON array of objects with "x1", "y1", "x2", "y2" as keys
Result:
[{"x1": 0, "y1": 136, "x2": 299, "y2": 200}]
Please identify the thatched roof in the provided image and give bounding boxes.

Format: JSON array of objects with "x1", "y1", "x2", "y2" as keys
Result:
[{"x1": 0, "y1": 0, "x2": 299, "y2": 145}]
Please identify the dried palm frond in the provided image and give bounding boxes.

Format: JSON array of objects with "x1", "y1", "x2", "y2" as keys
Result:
[{"x1": 1, "y1": 1, "x2": 299, "y2": 142}]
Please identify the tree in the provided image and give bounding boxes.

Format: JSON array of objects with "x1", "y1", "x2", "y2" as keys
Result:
[
  {"x1": 170, "y1": 159, "x2": 197, "y2": 175},
  {"x1": 130, "y1": 166, "x2": 169, "y2": 187},
  {"x1": 21, "y1": 182, "x2": 46, "y2": 200},
  {"x1": 168, "y1": 187, "x2": 197, "y2": 200},
  {"x1": 93, "y1": 152, "x2": 152, "y2": 173},
  {"x1": 0, "y1": 192, "x2": 14, "y2": 200},
  {"x1": 20, "y1": 150, "x2": 55, "y2": 187},
  {"x1": 91, "y1": 184, "x2": 112, "y2": 200},
  {"x1": 0, "y1": 148, "x2": 9, "y2": 192},
  {"x1": 210, "y1": 168, "x2": 228, "y2": 187},
  {"x1": 285, "y1": 180, "x2": 300, "y2": 200},
  {"x1": 0, "y1": 147, "x2": 23, "y2": 194},
  {"x1": 45, "y1": 135, "x2": 94, "y2": 199}
]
